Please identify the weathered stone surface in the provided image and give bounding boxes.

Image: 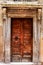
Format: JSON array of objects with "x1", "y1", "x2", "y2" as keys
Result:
[
  {"x1": 0, "y1": 5, "x2": 4, "y2": 62},
  {"x1": 0, "y1": 0, "x2": 43, "y2": 64},
  {"x1": 40, "y1": 7, "x2": 43, "y2": 62}
]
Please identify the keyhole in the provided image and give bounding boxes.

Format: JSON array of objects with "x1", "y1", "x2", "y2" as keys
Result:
[{"x1": 15, "y1": 36, "x2": 19, "y2": 41}]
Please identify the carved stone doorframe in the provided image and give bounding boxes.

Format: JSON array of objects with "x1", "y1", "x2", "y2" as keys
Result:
[{"x1": 2, "y1": 7, "x2": 42, "y2": 64}]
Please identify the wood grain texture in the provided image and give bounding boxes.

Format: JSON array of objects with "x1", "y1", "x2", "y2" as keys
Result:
[{"x1": 11, "y1": 18, "x2": 33, "y2": 62}]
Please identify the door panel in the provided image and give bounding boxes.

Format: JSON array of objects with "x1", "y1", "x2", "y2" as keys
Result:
[{"x1": 11, "y1": 18, "x2": 33, "y2": 62}]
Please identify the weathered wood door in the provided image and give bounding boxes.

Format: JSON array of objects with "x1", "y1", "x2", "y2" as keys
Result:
[{"x1": 11, "y1": 18, "x2": 33, "y2": 62}]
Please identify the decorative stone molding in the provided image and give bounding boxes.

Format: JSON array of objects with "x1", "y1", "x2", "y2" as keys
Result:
[
  {"x1": 2, "y1": 5, "x2": 42, "y2": 65},
  {"x1": 38, "y1": 8, "x2": 42, "y2": 21},
  {"x1": 3, "y1": 8, "x2": 7, "y2": 21}
]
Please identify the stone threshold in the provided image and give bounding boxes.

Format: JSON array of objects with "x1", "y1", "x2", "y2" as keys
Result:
[
  {"x1": 11, "y1": 62, "x2": 33, "y2": 64},
  {"x1": 1, "y1": 62, "x2": 41, "y2": 65}
]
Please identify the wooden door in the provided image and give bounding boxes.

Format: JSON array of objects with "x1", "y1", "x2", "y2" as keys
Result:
[{"x1": 11, "y1": 18, "x2": 33, "y2": 62}]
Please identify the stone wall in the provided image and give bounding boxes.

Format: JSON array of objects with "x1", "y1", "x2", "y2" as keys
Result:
[
  {"x1": 0, "y1": 5, "x2": 4, "y2": 62},
  {"x1": 38, "y1": 0, "x2": 43, "y2": 62}
]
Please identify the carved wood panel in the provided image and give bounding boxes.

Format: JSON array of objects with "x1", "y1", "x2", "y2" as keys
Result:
[{"x1": 11, "y1": 18, "x2": 33, "y2": 62}]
